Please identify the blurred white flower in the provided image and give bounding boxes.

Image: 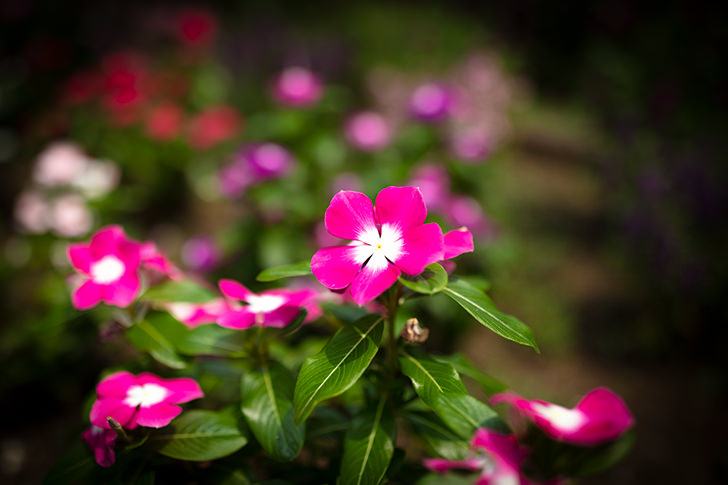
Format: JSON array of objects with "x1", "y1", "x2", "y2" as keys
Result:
[
  {"x1": 14, "y1": 190, "x2": 49, "y2": 233},
  {"x1": 33, "y1": 141, "x2": 88, "y2": 186},
  {"x1": 50, "y1": 194, "x2": 93, "y2": 237},
  {"x1": 72, "y1": 160, "x2": 121, "y2": 199}
]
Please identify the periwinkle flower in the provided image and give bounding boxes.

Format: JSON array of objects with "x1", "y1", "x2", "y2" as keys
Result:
[
  {"x1": 344, "y1": 112, "x2": 392, "y2": 152},
  {"x1": 272, "y1": 67, "x2": 323, "y2": 107}
]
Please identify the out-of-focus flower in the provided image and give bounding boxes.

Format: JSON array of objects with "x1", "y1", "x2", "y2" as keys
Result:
[
  {"x1": 331, "y1": 172, "x2": 364, "y2": 193},
  {"x1": 140, "y1": 241, "x2": 182, "y2": 280},
  {"x1": 217, "y1": 279, "x2": 316, "y2": 329},
  {"x1": 425, "y1": 428, "x2": 527, "y2": 485},
  {"x1": 444, "y1": 195, "x2": 495, "y2": 239},
  {"x1": 89, "y1": 371, "x2": 203, "y2": 429},
  {"x1": 67, "y1": 225, "x2": 143, "y2": 309},
  {"x1": 33, "y1": 141, "x2": 88, "y2": 186},
  {"x1": 49, "y1": 194, "x2": 93, "y2": 237},
  {"x1": 100, "y1": 52, "x2": 150, "y2": 126},
  {"x1": 409, "y1": 163, "x2": 451, "y2": 212},
  {"x1": 72, "y1": 160, "x2": 121, "y2": 200},
  {"x1": 176, "y1": 8, "x2": 218, "y2": 47},
  {"x1": 187, "y1": 105, "x2": 241, "y2": 149},
  {"x1": 62, "y1": 70, "x2": 100, "y2": 105},
  {"x1": 450, "y1": 128, "x2": 491, "y2": 162},
  {"x1": 145, "y1": 102, "x2": 184, "y2": 141},
  {"x1": 492, "y1": 388, "x2": 635, "y2": 446},
  {"x1": 218, "y1": 143, "x2": 291, "y2": 197},
  {"x1": 311, "y1": 187, "x2": 444, "y2": 305},
  {"x1": 14, "y1": 190, "x2": 49, "y2": 233},
  {"x1": 409, "y1": 82, "x2": 454, "y2": 121},
  {"x1": 344, "y1": 112, "x2": 391, "y2": 152},
  {"x1": 272, "y1": 67, "x2": 323, "y2": 107},
  {"x1": 82, "y1": 426, "x2": 116, "y2": 467},
  {"x1": 166, "y1": 299, "x2": 231, "y2": 328},
  {"x1": 181, "y1": 236, "x2": 221, "y2": 272}
]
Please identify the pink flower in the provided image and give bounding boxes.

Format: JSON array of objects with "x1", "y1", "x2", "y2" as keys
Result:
[
  {"x1": 90, "y1": 371, "x2": 203, "y2": 429},
  {"x1": 450, "y1": 128, "x2": 491, "y2": 162},
  {"x1": 140, "y1": 242, "x2": 182, "y2": 280},
  {"x1": 409, "y1": 83, "x2": 454, "y2": 121},
  {"x1": 33, "y1": 141, "x2": 88, "y2": 186},
  {"x1": 344, "y1": 112, "x2": 392, "y2": 152},
  {"x1": 444, "y1": 195, "x2": 496, "y2": 239},
  {"x1": 82, "y1": 426, "x2": 116, "y2": 467},
  {"x1": 409, "y1": 163, "x2": 451, "y2": 212},
  {"x1": 145, "y1": 102, "x2": 184, "y2": 141},
  {"x1": 239, "y1": 143, "x2": 293, "y2": 179},
  {"x1": 491, "y1": 388, "x2": 634, "y2": 446},
  {"x1": 166, "y1": 299, "x2": 231, "y2": 328},
  {"x1": 181, "y1": 236, "x2": 221, "y2": 272},
  {"x1": 311, "y1": 186, "x2": 444, "y2": 305},
  {"x1": 424, "y1": 428, "x2": 527, "y2": 485},
  {"x1": 49, "y1": 194, "x2": 93, "y2": 237},
  {"x1": 272, "y1": 67, "x2": 323, "y2": 107},
  {"x1": 443, "y1": 227, "x2": 474, "y2": 260},
  {"x1": 187, "y1": 105, "x2": 241, "y2": 149},
  {"x1": 176, "y1": 9, "x2": 217, "y2": 47},
  {"x1": 67, "y1": 226, "x2": 143, "y2": 310},
  {"x1": 217, "y1": 279, "x2": 316, "y2": 329}
]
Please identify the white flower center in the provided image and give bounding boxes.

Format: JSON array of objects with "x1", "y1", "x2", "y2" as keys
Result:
[
  {"x1": 246, "y1": 294, "x2": 286, "y2": 314},
  {"x1": 124, "y1": 383, "x2": 168, "y2": 407},
  {"x1": 532, "y1": 403, "x2": 586, "y2": 431},
  {"x1": 90, "y1": 255, "x2": 125, "y2": 283},
  {"x1": 352, "y1": 224, "x2": 404, "y2": 271}
]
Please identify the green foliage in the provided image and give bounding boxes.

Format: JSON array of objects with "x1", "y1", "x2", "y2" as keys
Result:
[
  {"x1": 432, "y1": 353, "x2": 507, "y2": 396},
  {"x1": 126, "y1": 313, "x2": 189, "y2": 369},
  {"x1": 404, "y1": 410, "x2": 470, "y2": 460},
  {"x1": 142, "y1": 280, "x2": 218, "y2": 303},
  {"x1": 399, "y1": 263, "x2": 448, "y2": 295},
  {"x1": 256, "y1": 261, "x2": 312, "y2": 282},
  {"x1": 177, "y1": 324, "x2": 247, "y2": 357}
]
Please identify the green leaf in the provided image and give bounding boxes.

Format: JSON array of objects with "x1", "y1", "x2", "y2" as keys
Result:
[
  {"x1": 152, "y1": 409, "x2": 248, "y2": 461},
  {"x1": 340, "y1": 396, "x2": 395, "y2": 485},
  {"x1": 178, "y1": 324, "x2": 247, "y2": 357},
  {"x1": 126, "y1": 313, "x2": 189, "y2": 369},
  {"x1": 442, "y1": 278, "x2": 539, "y2": 351},
  {"x1": 417, "y1": 473, "x2": 480, "y2": 485},
  {"x1": 404, "y1": 410, "x2": 469, "y2": 460},
  {"x1": 399, "y1": 353, "x2": 503, "y2": 439},
  {"x1": 432, "y1": 353, "x2": 507, "y2": 396},
  {"x1": 43, "y1": 442, "x2": 95, "y2": 485},
  {"x1": 143, "y1": 280, "x2": 218, "y2": 303},
  {"x1": 399, "y1": 263, "x2": 448, "y2": 295},
  {"x1": 256, "y1": 261, "x2": 311, "y2": 282},
  {"x1": 241, "y1": 361, "x2": 305, "y2": 461},
  {"x1": 293, "y1": 315, "x2": 384, "y2": 424}
]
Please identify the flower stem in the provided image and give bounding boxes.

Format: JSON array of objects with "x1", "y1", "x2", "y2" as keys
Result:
[{"x1": 386, "y1": 285, "x2": 400, "y2": 372}]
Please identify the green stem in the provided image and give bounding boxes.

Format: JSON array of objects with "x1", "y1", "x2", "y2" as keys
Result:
[{"x1": 386, "y1": 285, "x2": 400, "y2": 373}]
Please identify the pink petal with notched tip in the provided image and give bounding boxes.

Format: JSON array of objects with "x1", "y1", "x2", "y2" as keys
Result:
[
  {"x1": 89, "y1": 397, "x2": 136, "y2": 429},
  {"x1": 443, "y1": 227, "x2": 474, "y2": 260},
  {"x1": 135, "y1": 402, "x2": 183, "y2": 428},
  {"x1": 96, "y1": 371, "x2": 137, "y2": 398},
  {"x1": 89, "y1": 225, "x2": 126, "y2": 256},
  {"x1": 394, "y1": 223, "x2": 444, "y2": 275},
  {"x1": 324, "y1": 191, "x2": 377, "y2": 240},
  {"x1": 311, "y1": 245, "x2": 364, "y2": 290},
  {"x1": 348, "y1": 260, "x2": 401, "y2": 305},
  {"x1": 68, "y1": 244, "x2": 92, "y2": 273},
  {"x1": 573, "y1": 388, "x2": 634, "y2": 445},
  {"x1": 102, "y1": 271, "x2": 140, "y2": 307},
  {"x1": 72, "y1": 280, "x2": 104, "y2": 309},
  {"x1": 262, "y1": 305, "x2": 302, "y2": 328},
  {"x1": 219, "y1": 279, "x2": 255, "y2": 301},
  {"x1": 217, "y1": 308, "x2": 256, "y2": 329},
  {"x1": 374, "y1": 186, "x2": 427, "y2": 231}
]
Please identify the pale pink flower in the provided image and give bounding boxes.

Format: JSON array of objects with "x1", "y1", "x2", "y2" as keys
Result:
[
  {"x1": 67, "y1": 225, "x2": 143, "y2": 309},
  {"x1": 166, "y1": 298, "x2": 231, "y2": 328},
  {"x1": 344, "y1": 112, "x2": 391, "y2": 152},
  {"x1": 49, "y1": 193, "x2": 93, "y2": 237},
  {"x1": 217, "y1": 279, "x2": 316, "y2": 329},
  {"x1": 33, "y1": 141, "x2": 88, "y2": 186},
  {"x1": 409, "y1": 82, "x2": 454, "y2": 121},
  {"x1": 409, "y1": 163, "x2": 451, "y2": 212},
  {"x1": 492, "y1": 388, "x2": 634, "y2": 446},
  {"x1": 89, "y1": 371, "x2": 203, "y2": 430},
  {"x1": 311, "y1": 187, "x2": 444, "y2": 305},
  {"x1": 14, "y1": 190, "x2": 49, "y2": 233},
  {"x1": 450, "y1": 128, "x2": 491, "y2": 162},
  {"x1": 82, "y1": 426, "x2": 116, "y2": 467},
  {"x1": 72, "y1": 160, "x2": 121, "y2": 199},
  {"x1": 272, "y1": 67, "x2": 323, "y2": 107}
]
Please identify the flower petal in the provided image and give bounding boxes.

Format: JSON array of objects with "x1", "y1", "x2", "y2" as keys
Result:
[
  {"x1": 82, "y1": 426, "x2": 116, "y2": 467},
  {"x1": 89, "y1": 397, "x2": 136, "y2": 429},
  {"x1": 102, "y1": 271, "x2": 140, "y2": 307},
  {"x1": 574, "y1": 388, "x2": 634, "y2": 445},
  {"x1": 72, "y1": 279, "x2": 103, "y2": 310},
  {"x1": 324, "y1": 190, "x2": 377, "y2": 240},
  {"x1": 219, "y1": 279, "x2": 254, "y2": 301},
  {"x1": 374, "y1": 186, "x2": 427, "y2": 231},
  {"x1": 424, "y1": 458, "x2": 482, "y2": 474},
  {"x1": 394, "y1": 223, "x2": 444, "y2": 275},
  {"x1": 96, "y1": 371, "x2": 137, "y2": 398},
  {"x1": 443, "y1": 227, "x2": 474, "y2": 260},
  {"x1": 68, "y1": 243, "x2": 92, "y2": 273},
  {"x1": 217, "y1": 308, "x2": 256, "y2": 329},
  {"x1": 135, "y1": 374, "x2": 204, "y2": 404},
  {"x1": 348, "y1": 258, "x2": 401, "y2": 305},
  {"x1": 135, "y1": 402, "x2": 182, "y2": 428},
  {"x1": 311, "y1": 245, "x2": 364, "y2": 290},
  {"x1": 262, "y1": 306, "x2": 302, "y2": 328},
  {"x1": 89, "y1": 225, "x2": 126, "y2": 257}
]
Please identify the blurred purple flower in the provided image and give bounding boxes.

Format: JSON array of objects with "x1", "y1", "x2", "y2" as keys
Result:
[
  {"x1": 272, "y1": 67, "x2": 323, "y2": 107},
  {"x1": 181, "y1": 236, "x2": 221, "y2": 272},
  {"x1": 409, "y1": 82, "x2": 454, "y2": 121},
  {"x1": 219, "y1": 143, "x2": 293, "y2": 198}
]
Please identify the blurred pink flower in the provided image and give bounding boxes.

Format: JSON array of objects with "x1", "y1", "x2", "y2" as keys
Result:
[
  {"x1": 272, "y1": 67, "x2": 323, "y2": 107},
  {"x1": 450, "y1": 128, "x2": 491, "y2": 162},
  {"x1": 14, "y1": 190, "x2": 49, "y2": 233},
  {"x1": 140, "y1": 241, "x2": 182, "y2": 280},
  {"x1": 176, "y1": 8, "x2": 217, "y2": 47},
  {"x1": 89, "y1": 371, "x2": 203, "y2": 429},
  {"x1": 67, "y1": 225, "x2": 143, "y2": 309},
  {"x1": 72, "y1": 160, "x2": 121, "y2": 200},
  {"x1": 409, "y1": 163, "x2": 451, "y2": 212},
  {"x1": 217, "y1": 279, "x2": 315, "y2": 329},
  {"x1": 218, "y1": 143, "x2": 292, "y2": 197},
  {"x1": 444, "y1": 195, "x2": 494, "y2": 239},
  {"x1": 344, "y1": 112, "x2": 392, "y2": 152},
  {"x1": 181, "y1": 236, "x2": 221, "y2": 272},
  {"x1": 49, "y1": 194, "x2": 93, "y2": 237},
  {"x1": 145, "y1": 102, "x2": 184, "y2": 141},
  {"x1": 409, "y1": 82, "x2": 454, "y2": 121},
  {"x1": 311, "y1": 187, "x2": 444, "y2": 305},
  {"x1": 166, "y1": 299, "x2": 231, "y2": 328},
  {"x1": 33, "y1": 141, "x2": 88, "y2": 186},
  {"x1": 492, "y1": 388, "x2": 634, "y2": 446},
  {"x1": 187, "y1": 105, "x2": 241, "y2": 149},
  {"x1": 82, "y1": 426, "x2": 116, "y2": 467}
]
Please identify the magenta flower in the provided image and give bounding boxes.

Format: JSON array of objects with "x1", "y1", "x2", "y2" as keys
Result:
[
  {"x1": 219, "y1": 143, "x2": 293, "y2": 198},
  {"x1": 217, "y1": 279, "x2": 316, "y2": 329},
  {"x1": 166, "y1": 298, "x2": 231, "y2": 328},
  {"x1": 82, "y1": 426, "x2": 116, "y2": 467},
  {"x1": 492, "y1": 388, "x2": 634, "y2": 446},
  {"x1": 443, "y1": 227, "x2": 474, "y2": 260},
  {"x1": 181, "y1": 236, "x2": 221, "y2": 272},
  {"x1": 89, "y1": 371, "x2": 203, "y2": 430},
  {"x1": 425, "y1": 428, "x2": 527, "y2": 485},
  {"x1": 344, "y1": 112, "x2": 392, "y2": 152},
  {"x1": 67, "y1": 225, "x2": 143, "y2": 310},
  {"x1": 272, "y1": 67, "x2": 323, "y2": 107},
  {"x1": 409, "y1": 82, "x2": 454, "y2": 121},
  {"x1": 311, "y1": 187, "x2": 444, "y2": 305},
  {"x1": 409, "y1": 163, "x2": 451, "y2": 213},
  {"x1": 140, "y1": 241, "x2": 182, "y2": 280},
  {"x1": 450, "y1": 129, "x2": 491, "y2": 162}
]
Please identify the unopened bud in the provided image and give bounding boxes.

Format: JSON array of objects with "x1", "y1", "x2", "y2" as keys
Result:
[
  {"x1": 401, "y1": 318, "x2": 429, "y2": 343},
  {"x1": 107, "y1": 417, "x2": 129, "y2": 442}
]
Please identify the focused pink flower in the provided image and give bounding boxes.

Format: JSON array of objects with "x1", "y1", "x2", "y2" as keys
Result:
[
  {"x1": 344, "y1": 112, "x2": 391, "y2": 152},
  {"x1": 425, "y1": 428, "x2": 527, "y2": 485},
  {"x1": 311, "y1": 186, "x2": 444, "y2": 305},
  {"x1": 217, "y1": 279, "x2": 316, "y2": 329},
  {"x1": 89, "y1": 371, "x2": 203, "y2": 430},
  {"x1": 187, "y1": 105, "x2": 241, "y2": 149},
  {"x1": 166, "y1": 298, "x2": 231, "y2": 328},
  {"x1": 67, "y1": 226, "x2": 143, "y2": 310},
  {"x1": 272, "y1": 67, "x2": 323, "y2": 107},
  {"x1": 492, "y1": 388, "x2": 634, "y2": 446},
  {"x1": 409, "y1": 82, "x2": 454, "y2": 121},
  {"x1": 82, "y1": 426, "x2": 116, "y2": 467},
  {"x1": 443, "y1": 227, "x2": 474, "y2": 260}
]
